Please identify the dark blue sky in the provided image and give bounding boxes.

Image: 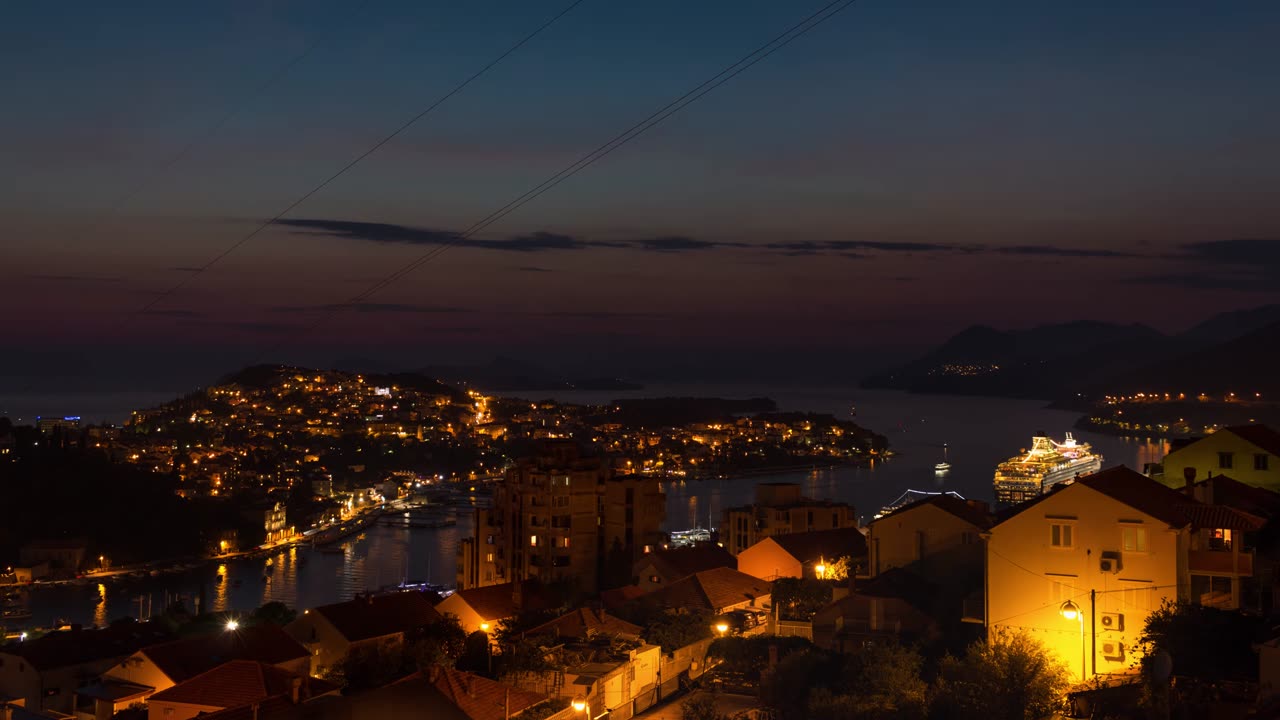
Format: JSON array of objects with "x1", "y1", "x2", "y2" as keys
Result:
[{"x1": 4, "y1": 0, "x2": 1279, "y2": 387}]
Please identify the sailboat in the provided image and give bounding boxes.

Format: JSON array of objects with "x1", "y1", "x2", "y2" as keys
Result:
[{"x1": 934, "y1": 444, "x2": 951, "y2": 474}]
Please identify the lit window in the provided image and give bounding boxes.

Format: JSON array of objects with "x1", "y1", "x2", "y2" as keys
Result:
[
  {"x1": 485, "y1": 553, "x2": 494, "y2": 563},
  {"x1": 1050, "y1": 523, "x2": 1073, "y2": 548},
  {"x1": 1218, "y1": 452, "x2": 1234, "y2": 469},
  {"x1": 530, "y1": 535, "x2": 539, "y2": 547},
  {"x1": 1210, "y1": 528, "x2": 1233, "y2": 551},
  {"x1": 559, "y1": 537, "x2": 570, "y2": 548},
  {"x1": 1121, "y1": 527, "x2": 1147, "y2": 552}
]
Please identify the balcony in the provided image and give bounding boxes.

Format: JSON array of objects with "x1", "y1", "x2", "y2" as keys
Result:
[{"x1": 1188, "y1": 549, "x2": 1253, "y2": 576}]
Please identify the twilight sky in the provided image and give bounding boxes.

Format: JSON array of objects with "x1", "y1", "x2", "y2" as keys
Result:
[{"x1": 4, "y1": 0, "x2": 1280, "y2": 390}]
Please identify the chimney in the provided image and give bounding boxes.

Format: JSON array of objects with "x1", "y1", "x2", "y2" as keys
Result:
[
  {"x1": 1183, "y1": 467, "x2": 1196, "y2": 489},
  {"x1": 290, "y1": 677, "x2": 302, "y2": 704}
]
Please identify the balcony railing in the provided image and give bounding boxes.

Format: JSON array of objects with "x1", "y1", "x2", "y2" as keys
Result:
[{"x1": 1188, "y1": 549, "x2": 1254, "y2": 576}]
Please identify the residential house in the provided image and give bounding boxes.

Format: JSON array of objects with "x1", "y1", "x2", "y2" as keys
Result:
[
  {"x1": 987, "y1": 466, "x2": 1265, "y2": 682},
  {"x1": 812, "y1": 568, "x2": 940, "y2": 652},
  {"x1": 631, "y1": 545, "x2": 736, "y2": 592},
  {"x1": 522, "y1": 609, "x2": 643, "y2": 644},
  {"x1": 736, "y1": 527, "x2": 867, "y2": 581},
  {"x1": 561, "y1": 644, "x2": 662, "y2": 720},
  {"x1": 284, "y1": 592, "x2": 441, "y2": 677},
  {"x1": 0, "y1": 623, "x2": 172, "y2": 716},
  {"x1": 18, "y1": 540, "x2": 86, "y2": 574},
  {"x1": 640, "y1": 566, "x2": 768, "y2": 622},
  {"x1": 867, "y1": 493, "x2": 994, "y2": 580},
  {"x1": 1157, "y1": 425, "x2": 1280, "y2": 493},
  {"x1": 145, "y1": 661, "x2": 337, "y2": 720},
  {"x1": 95, "y1": 625, "x2": 309, "y2": 706},
  {"x1": 436, "y1": 585, "x2": 520, "y2": 638},
  {"x1": 721, "y1": 483, "x2": 857, "y2": 556}
]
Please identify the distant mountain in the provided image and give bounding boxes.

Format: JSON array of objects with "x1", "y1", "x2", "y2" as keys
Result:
[
  {"x1": 861, "y1": 305, "x2": 1280, "y2": 401},
  {"x1": 220, "y1": 364, "x2": 467, "y2": 401},
  {"x1": 1085, "y1": 320, "x2": 1280, "y2": 397},
  {"x1": 421, "y1": 356, "x2": 642, "y2": 393},
  {"x1": 1179, "y1": 304, "x2": 1280, "y2": 344},
  {"x1": 862, "y1": 321, "x2": 1169, "y2": 398}
]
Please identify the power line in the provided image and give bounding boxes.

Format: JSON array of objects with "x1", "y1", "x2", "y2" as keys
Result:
[
  {"x1": 286, "y1": 0, "x2": 858, "y2": 346},
  {"x1": 129, "y1": 0, "x2": 590, "y2": 321}
]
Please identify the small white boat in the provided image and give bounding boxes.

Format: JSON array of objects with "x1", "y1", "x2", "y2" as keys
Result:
[{"x1": 934, "y1": 444, "x2": 951, "y2": 474}]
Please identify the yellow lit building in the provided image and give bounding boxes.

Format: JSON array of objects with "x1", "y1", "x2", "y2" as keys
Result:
[
  {"x1": 987, "y1": 466, "x2": 1263, "y2": 682},
  {"x1": 1156, "y1": 424, "x2": 1280, "y2": 492}
]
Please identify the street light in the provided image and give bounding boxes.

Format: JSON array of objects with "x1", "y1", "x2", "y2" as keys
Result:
[
  {"x1": 572, "y1": 697, "x2": 588, "y2": 715},
  {"x1": 815, "y1": 558, "x2": 826, "y2": 579},
  {"x1": 225, "y1": 619, "x2": 240, "y2": 631},
  {"x1": 714, "y1": 622, "x2": 729, "y2": 636},
  {"x1": 480, "y1": 622, "x2": 492, "y2": 673},
  {"x1": 1060, "y1": 600, "x2": 1084, "y2": 682}
]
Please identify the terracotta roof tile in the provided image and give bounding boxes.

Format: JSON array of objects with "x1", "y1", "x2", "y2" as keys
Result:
[
  {"x1": 419, "y1": 666, "x2": 548, "y2": 720},
  {"x1": 149, "y1": 660, "x2": 336, "y2": 709},
  {"x1": 523, "y1": 608, "x2": 642, "y2": 642},
  {"x1": 313, "y1": 591, "x2": 441, "y2": 642},
  {"x1": 874, "y1": 494, "x2": 995, "y2": 530},
  {"x1": 140, "y1": 625, "x2": 308, "y2": 684},
  {"x1": 647, "y1": 567, "x2": 771, "y2": 613},
  {"x1": 639, "y1": 544, "x2": 736, "y2": 581}
]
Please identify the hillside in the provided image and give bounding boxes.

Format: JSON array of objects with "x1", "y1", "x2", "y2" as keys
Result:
[{"x1": 862, "y1": 305, "x2": 1279, "y2": 400}]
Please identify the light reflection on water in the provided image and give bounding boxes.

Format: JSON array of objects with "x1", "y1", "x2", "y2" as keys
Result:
[{"x1": 12, "y1": 389, "x2": 1174, "y2": 629}]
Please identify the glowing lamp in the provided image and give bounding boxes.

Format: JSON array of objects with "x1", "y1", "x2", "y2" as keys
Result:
[
  {"x1": 572, "y1": 698, "x2": 587, "y2": 713},
  {"x1": 715, "y1": 622, "x2": 729, "y2": 635},
  {"x1": 225, "y1": 619, "x2": 240, "y2": 631},
  {"x1": 480, "y1": 622, "x2": 490, "y2": 633},
  {"x1": 1060, "y1": 600, "x2": 1080, "y2": 621}
]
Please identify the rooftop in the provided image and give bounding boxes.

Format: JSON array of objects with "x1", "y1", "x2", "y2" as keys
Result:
[
  {"x1": 767, "y1": 527, "x2": 868, "y2": 563},
  {"x1": 1224, "y1": 424, "x2": 1280, "y2": 458},
  {"x1": 149, "y1": 660, "x2": 336, "y2": 709},
  {"x1": 638, "y1": 544, "x2": 736, "y2": 580},
  {"x1": 138, "y1": 624, "x2": 308, "y2": 684},
  {"x1": 523, "y1": 608, "x2": 642, "y2": 642},
  {"x1": 311, "y1": 591, "x2": 441, "y2": 642},
  {"x1": 873, "y1": 493, "x2": 995, "y2": 530},
  {"x1": 0, "y1": 622, "x2": 173, "y2": 672},
  {"x1": 646, "y1": 567, "x2": 771, "y2": 613}
]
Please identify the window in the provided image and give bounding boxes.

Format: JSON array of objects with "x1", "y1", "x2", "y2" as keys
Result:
[
  {"x1": 650, "y1": 575, "x2": 661, "y2": 583},
  {"x1": 558, "y1": 537, "x2": 570, "y2": 548},
  {"x1": 1218, "y1": 452, "x2": 1234, "y2": 469},
  {"x1": 1050, "y1": 523, "x2": 1074, "y2": 548},
  {"x1": 1048, "y1": 577, "x2": 1076, "y2": 604},
  {"x1": 807, "y1": 511, "x2": 814, "y2": 526},
  {"x1": 529, "y1": 535, "x2": 539, "y2": 547},
  {"x1": 1121, "y1": 583, "x2": 1153, "y2": 611},
  {"x1": 1210, "y1": 528, "x2": 1233, "y2": 551},
  {"x1": 832, "y1": 512, "x2": 839, "y2": 528},
  {"x1": 485, "y1": 553, "x2": 494, "y2": 563},
  {"x1": 1257, "y1": 454, "x2": 1271, "y2": 471},
  {"x1": 485, "y1": 535, "x2": 494, "y2": 545},
  {"x1": 1122, "y1": 527, "x2": 1148, "y2": 552}
]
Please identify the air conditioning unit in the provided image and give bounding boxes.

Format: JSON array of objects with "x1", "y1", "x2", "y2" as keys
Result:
[
  {"x1": 1100, "y1": 552, "x2": 1121, "y2": 574},
  {"x1": 1099, "y1": 612, "x2": 1125, "y2": 632}
]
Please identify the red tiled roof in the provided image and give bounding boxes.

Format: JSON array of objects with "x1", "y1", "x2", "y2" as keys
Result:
[
  {"x1": 1225, "y1": 424, "x2": 1280, "y2": 458},
  {"x1": 149, "y1": 660, "x2": 336, "y2": 709},
  {"x1": 768, "y1": 528, "x2": 868, "y2": 564},
  {"x1": 523, "y1": 608, "x2": 642, "y2": 642},
  {"x1": 313, "y1": 591, "x2": 441, "y2": 642},
  {"x1": 451, "y1": 584, "x2": 519, "y2": 623},
  {"x1": 638, "y1": 544, "x2": 736, "y2": 581},
  {"x1": 417, "y1": 666, "x2": 548, "y2": 720},
  {"x1": 1187, "y1": 475, "x2": 1280, "y2": 517},
  {"x1": 140, "y1": 625, "x2": 308, "y2": 683},
  {"x1": 0, "y1": 622, "x2": 173, "y2": 671},
  {"x1": 600, "y1": 585, "x2": 646, "y2": 610},
  {"x1": 647, "y1": 567, "x2": 771, "y2": 613},
  {"x1": 995, "y1": 465, "x2": 1267, "y2": 531}
]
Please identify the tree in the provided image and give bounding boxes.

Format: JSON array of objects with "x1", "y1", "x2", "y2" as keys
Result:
[
  {"x1": 251, "y1": 601, "x2": 297, "y2": 626},
  {"x1": 823, "y1": 556, "x2": 853, "y2": 582},
  {"x1": 409, "y1": 614, "x2": 468, "y2": 669},
  {"x1": 930, "y1": 628, "x2": 1069, "y2": 720},
  {"x1": 1138, "y1": 599, "x2": 1261, "y2": 681},
  {"x1": 708, "y1": 636, "x2": 812, "y2": 679},
  {"x1": 772, "y1": 577, "x2": 833, "y2": 621},
  {"x1": 821, "y1": 643, "x2": 928, "y2": 720},
  {"x1": 760, "y1": 650, "x2": 843, "y2": 720},
  {"x1": 324, "y1": 644, "x2": 410, "y2": 691},
  {"x1": 642, "y1": 610, "x2": 714, "y2": 653},
  {"x1": 681, "y1": 693, "x2": 725, "y2": 720}
]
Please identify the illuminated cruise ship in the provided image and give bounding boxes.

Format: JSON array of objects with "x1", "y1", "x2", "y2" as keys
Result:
[{"x1": 993, "y1": 432, "x2": 1102, "y2": 506}]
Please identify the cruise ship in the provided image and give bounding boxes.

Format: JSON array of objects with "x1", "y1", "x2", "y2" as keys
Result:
[{"x1": 993, "y1": 432, "x2": 1102, "y2": 506}]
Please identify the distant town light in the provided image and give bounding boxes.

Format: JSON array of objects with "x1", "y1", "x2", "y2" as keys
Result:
[{"x1": 225, "y1": 619, "x2": 240, "y2": 631}]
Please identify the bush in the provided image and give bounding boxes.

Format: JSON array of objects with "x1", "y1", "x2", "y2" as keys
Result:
[{"x1": 930, "y1": 628, "x2": 1069, "y2": 720}]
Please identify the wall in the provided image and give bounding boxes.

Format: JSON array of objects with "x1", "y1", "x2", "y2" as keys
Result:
[
  {"x1": 146, "y1": 699, "x2": 221, "y2": 720},
  {"x1": 285, "y1": 612, "x2": 350, "y2": 677},
  {"x1": 737, "y1": 540, "x2": 801, "y2": 581},
  {"x1": 434, "y1": 595, "x2": 487, "y2": 636},
  {"x1": 1161, "y1": 432, "x2": 1280, "y2": 493},
  {"x1": 102, "y1": 653, "x2": 178, "y2": 697},
  {"x1": 0, "y1": 653, "x2": 40, "y2": 713},
  {"x1": 869, "y1": 503, "x2": 981, "y2": 577},
  {"x1": 987, "y1": 483, "x2": 1183, "y2": 682}
]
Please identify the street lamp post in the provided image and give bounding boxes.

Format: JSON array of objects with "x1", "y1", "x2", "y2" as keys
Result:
[
  {"x1": 480, "y1": 622, "x2": 492, "y2": 674},
  {"x1": 1060, "y1": 600, "x2": 1085, "y2": 682},
  {"x1": 572, "y1": 697, "x2": 588, "y2": 717}
]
